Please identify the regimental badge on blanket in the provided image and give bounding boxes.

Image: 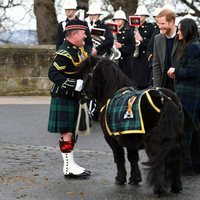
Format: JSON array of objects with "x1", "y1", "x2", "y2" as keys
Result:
[{"x1": 123, "y1": 96, "x2": 136, "y2": 119}]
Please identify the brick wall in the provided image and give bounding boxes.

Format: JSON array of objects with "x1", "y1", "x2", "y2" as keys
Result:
[{"x1": 0, "y1": 45, "x2": 56, "y2": 95}]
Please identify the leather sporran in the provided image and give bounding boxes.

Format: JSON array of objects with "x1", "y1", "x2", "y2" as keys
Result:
[{"x1": 76, "y1": 103, "x2": 91, "y2": 135}]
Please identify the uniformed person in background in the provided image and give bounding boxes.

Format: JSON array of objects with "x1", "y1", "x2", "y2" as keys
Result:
[
  {"x1": 85, "y1": 4, "x2": 114, "y2": 121},
  {"x1": 86, "y1": 4, "x2": 114, "y2": 56},
  {"x1": 48, "y1": 19, "x2": 91, "y2": 178},
  {"x1": 131, "y1": 5, "x2": 155, "y2": 89},
  {"x1": 147, "y1": 7, "x2": 162, "y2": 86},
  {"x1": 112, "y1": 8, "x2": 135, "y2": 80},
  {"x1": 55, "y1": 0, "x2": 93, "y2": 54}
]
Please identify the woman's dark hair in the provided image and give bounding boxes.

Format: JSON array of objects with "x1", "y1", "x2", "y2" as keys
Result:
[
  {"x1": 177, "y1": 18, "x2": 199, "y2": 59},
  {"x1": 179, "y1": 18, "x2": 199, "y2": 45}
]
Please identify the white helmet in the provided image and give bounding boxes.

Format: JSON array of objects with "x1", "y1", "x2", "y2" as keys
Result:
[
  {"x1": 113, "y1": 8, "x2": 127, "y2": 21},
  {"x1": 153, "y1": 7, "x2": 162, "y2": 17},
  {"x1": 64, "y1": 0, "x2": 77, "y2": 10},
  {"x1": 135, "y1": 5, "x2": 150, "y2": 17},
  {"x1": 87, "y1": 4, "x2": 103, "y2": 15}
]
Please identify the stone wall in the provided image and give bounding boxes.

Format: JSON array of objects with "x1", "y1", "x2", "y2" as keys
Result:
[{"x1": 0, "y1": 45, "x2": 56, "y2": 96}]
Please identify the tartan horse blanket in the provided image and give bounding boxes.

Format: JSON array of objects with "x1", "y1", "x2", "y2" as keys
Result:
[{"x1": 101, "y1": 88, "x2": 161, "y2": 136}]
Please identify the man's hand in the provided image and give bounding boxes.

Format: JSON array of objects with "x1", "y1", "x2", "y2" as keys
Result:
[
  {"x1": 167, "y1": 67, "x2": 176, "y2": 79},
  {"x1": 91, "y1": 48, "x2": 97, "y2": 55},
  {"x1": 114, "y1": 42, "x2": 122, "y2": 49}
]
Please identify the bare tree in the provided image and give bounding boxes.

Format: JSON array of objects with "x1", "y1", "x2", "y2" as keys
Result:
[
  {"x1": 33, "y1": 0, "x2": 58, "y2": 44},
  {"x1": 0, "y1": 0, "x2": 199, "y2": 45},
  {"x1": 0, "y1": 0, "x2": 22, "y2": 31},
  {"x1": 180, "y1": 0, "x2": 200, "y2": 17},
  {"x1": 109, "y1": 0, "x2": 138, "y2": 16},
  {"x1": 77, "y1": 0, "x2": 88, "y2": 10},
  {"x1": 33, "y1": 0, "x2": 88, "y2": 45}
]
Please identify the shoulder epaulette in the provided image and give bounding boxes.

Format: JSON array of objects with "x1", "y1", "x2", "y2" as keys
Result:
[
  {"x1": 55, "y1": 50, "x2": 72, "y2": 59},
  {"x1": 54, "y1": 48, "x2": 88, "y2": 67}
]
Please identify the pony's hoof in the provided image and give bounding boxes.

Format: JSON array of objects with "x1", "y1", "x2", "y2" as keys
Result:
[
  {"x1": 170, "y1": 188, "x2": 182, "y2": 194},
  {"x1": 154, "y1": 187, "x2": 167, "y2": 197},
  {"x1": 171, "y1": 185, "x2": 182, "y2": 194},
  {"x1": 128, "y1": 179, "x2": 142, "y2": 185},
  {"x1": 115, "y1": 180, "x2": 126, "y2": 185},
  {"x1": 115, "y1": 176, "x2": 126, "y2": 185},
  {"x1": 155, "y1": 191, "x2": 168, "y2": 197},
  {"x1": 128, "y1": 176, "x2": 142, "y2": 185}
]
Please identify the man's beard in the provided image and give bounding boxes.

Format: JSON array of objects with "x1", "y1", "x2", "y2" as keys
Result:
[{"x1": 165, "y1": 27, "x2": 171, "y2": 35}]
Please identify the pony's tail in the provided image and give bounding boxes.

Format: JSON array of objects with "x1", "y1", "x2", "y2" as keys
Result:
[{"x1": 145, "y1": 100, "x2": 183, "y2": 188}]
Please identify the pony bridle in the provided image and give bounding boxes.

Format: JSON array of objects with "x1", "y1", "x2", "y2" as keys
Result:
[
  {"x1": 157, "y1": 90, "x2": 171, "y2": 104},
  {"x1": 81, "y1": 58, "x2": 102, "y2": 100},
  {"x1": 83, "y1": 58, "x2": 102, "y2": 84}
]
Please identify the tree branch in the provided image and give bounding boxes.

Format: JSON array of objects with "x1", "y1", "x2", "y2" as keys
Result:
[{"x1": 180, "y1": 0, "x2": 200, "y2": 17}]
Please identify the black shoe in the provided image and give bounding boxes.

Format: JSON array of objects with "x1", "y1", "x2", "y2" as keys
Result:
[{"x1": 64, "y1": 170, "x2": 91, "y2": 179}]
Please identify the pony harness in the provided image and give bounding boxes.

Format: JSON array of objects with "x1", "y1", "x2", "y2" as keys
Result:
[{"x1": 101, "y1": 88, "x2": 161, "y2": 136}]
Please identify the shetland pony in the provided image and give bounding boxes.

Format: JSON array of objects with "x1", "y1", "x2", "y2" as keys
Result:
[{"x1": 79, "y1": 56, "x2": 184, "y2": 196}]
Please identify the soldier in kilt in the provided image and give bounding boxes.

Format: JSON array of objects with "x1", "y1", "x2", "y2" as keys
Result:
[
  {"x1": 48, "y1": 19, "x2": 91, "y2": 178},
  {"x1": 167, "y1": 18, "x2": 200, "y2": 175}
]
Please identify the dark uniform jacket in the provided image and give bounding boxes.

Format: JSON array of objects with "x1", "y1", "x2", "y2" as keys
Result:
[
  {"x1": 116, "y1": 25, "x2": 135, "y2": 79},
  {"x1": 56, "y1": 17, "x2": 93, "y2": 54},
  {"x1": 131, "y1": 21, "x2": 155, "y2": 88},
  {"x1": 147, "y1": 24, "x2": 160, "y2": 58},
  {"x1": 134, "y1": 21, "x2": 155, "y2": 55},
  {"x1": 90, "y1": 20, "x2": 114, "y2": 56},
  {"x1": 48, "y1": 40, "x2": 88, "y2": 100}
]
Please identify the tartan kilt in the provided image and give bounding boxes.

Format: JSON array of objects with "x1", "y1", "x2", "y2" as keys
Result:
[{"x1": 48, "y1": 97, "x2": 79, "y2": 133}]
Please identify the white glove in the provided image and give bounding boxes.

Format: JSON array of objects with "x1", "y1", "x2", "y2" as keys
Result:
[{"x1": 75, "y1": 79, "x2": 84, "y2": 92}]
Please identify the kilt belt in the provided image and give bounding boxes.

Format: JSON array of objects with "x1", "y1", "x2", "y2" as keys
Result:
[
  {"x1": 101, "y1": 88, "x2": 160, "y2": 136},
  {"x1": 50, "y1": 84, "x2": 81, "y2": 100}
]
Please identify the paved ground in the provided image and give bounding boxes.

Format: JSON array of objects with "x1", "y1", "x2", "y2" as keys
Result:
[
  {"x1": 0, "y1": 97, "x2": 200, "y2": 200},
  {"x1": 0, "y1": 96, "x2": 51, "y2": 104}
]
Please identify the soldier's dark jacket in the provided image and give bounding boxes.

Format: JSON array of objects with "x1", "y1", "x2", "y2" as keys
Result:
[
  {"x1": 131, "y1": 21, "x2": 155, "y2": 55},
  {"x1": 131, "y1": 21, "x2": 155, "y2": 88},
  {"x1": 117, "y1": 26, "x2": 135, "y2": 56},
  {"x1": 56, "y1": 17, "x2": 93, "y2": 54},
  {"x1": 116, "y1": 25, "x2": 135, "y2": 79},
  {"x1": 147, "y1": 23, "x2": 160, "y2": 57},
  {"x1": 91, "y1": 20, "x2": 114, "y2": 55},
  {"x1": 48, "y1": 40, "x2": 88, "y2": 100}
]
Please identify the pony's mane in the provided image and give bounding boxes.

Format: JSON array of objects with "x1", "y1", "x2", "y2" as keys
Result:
[
  {"x1": 95, "y1": 58, "x2": 133, "y2": 89},
  {"x1": 87, "y1": 56, "x2": 134, "y2": 104}
]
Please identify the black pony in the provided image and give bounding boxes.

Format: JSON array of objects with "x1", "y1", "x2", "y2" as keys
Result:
[{"x1": 79, "y1": 56, "x2": 184, "y2": 196}]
